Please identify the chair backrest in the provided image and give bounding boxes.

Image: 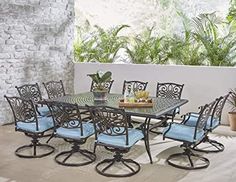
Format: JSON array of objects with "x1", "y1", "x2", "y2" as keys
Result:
[
  {"x1": 15, "y1": 83, "x2": 42, "y2": 103},
  {"x1": 46, "y1": 101, "x2": 83, "y2": 134},
  {"x1": 43, "y1": 80, "x2": 65, "y2": 99},
  {"x1": 210, "y1": 93, "x2": 230, "y2": 125},
  {"x1": 90, "y1": 80, "x2": 114, "y2": 93},
  {"x1": 4, "y1": 96, "x2": 38, "y2": 129},
  {"x1": 122, "y1": 80, "x2": 148, "y2": 94},
  {"x1": 156, "y1": 82, "x2": 184, "y2": 99},
  {"x1": 89, "y1": 106, "x2": 129, "y2": 145},
  {"x1": 194, "y1": 101, "x2": 216, "y2": 139}
]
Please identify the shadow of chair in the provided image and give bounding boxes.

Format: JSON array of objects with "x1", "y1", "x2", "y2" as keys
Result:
[
  {"x1": 89, "y1": 105, "x2": 144, "y2": 177},
  {"x1": 162, "y1": 101, "x2": 215, "y2": 170},
  {"x1": 4, "y1": 95, "x2": 54, "y2": 158},
  {"x1": 46, "y1": 101, "x2": 96, "y2": 166}
]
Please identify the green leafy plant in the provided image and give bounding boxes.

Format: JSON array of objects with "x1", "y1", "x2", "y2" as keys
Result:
[
  {"x1": 126, "y1": 27, "x2": 168, "y2": 64},
  {"x1": 87, "y1": 70, "x2": 112, "y2": 91},
  {"x1": 193, "y1": 13, "x2": 236, "y2": 66},
  {"x1": 227, "y1": 89, "x2": 236, "y2": 112},
  {"x1": 74, "y1": 23, "x2": 129, "y2": 63},
  {"x1": 93, "y1": 24, "x2": 129, "y2": 63}
]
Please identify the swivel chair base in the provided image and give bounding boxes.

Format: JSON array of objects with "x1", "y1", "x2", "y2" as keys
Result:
[
  {"x1": 55, "y1": 144, "x2": 96, "y2": 167},
  {"x1": 167, "y1": 148, "x2": 209, "y2": 170},
  {"x1": 15, "y1": 140, "x2": 54, "y2": 158},
  {"x1": 192, "y1": 136, "x2": 224, "y2": 153},
  {"x1": 96, "y1": 151, "x2": 140, "y2": 177}
]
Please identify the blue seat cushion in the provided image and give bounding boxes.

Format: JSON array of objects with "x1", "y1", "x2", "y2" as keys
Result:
[
  {"x1": 163, "y1": 123, "x2": 205, "y2": 143},
  {"x1": 37, "y1": 106, "x2": 50, "y2": 116},
  {"x1": 97, "y1": 128, "x2": 144, "y2": 148},
  {"x1": 184, "y1": 113, "x2": 220, "y2": 130},
  {"x1": 56, "y1": 122, "x2": 94, "y2": 139},
  {"x1": 16, "y1": 116, "x2": 54, "y2": 133}
]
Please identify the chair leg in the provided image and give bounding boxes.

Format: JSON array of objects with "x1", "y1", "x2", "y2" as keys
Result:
[
  {"x1": 15, "y1": 136, "x2": 54, "y2": 158},
  {"x1": 95, "y1": 151, "x2": 140, "y2": 177},
  {"x1": 54, "y1": 143, "x2": 96, "y2": 167},
  {"x1": 167, "y1": 147, "x2": 209, "y2": 170},
  {"x1": 192, "y1": 136, "x2": 224, "y2": 153}
]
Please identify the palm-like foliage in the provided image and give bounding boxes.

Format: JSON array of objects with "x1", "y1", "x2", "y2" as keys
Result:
[
  {"x1": 166, "y1": 17, "x2": 205, "y2": 66},
  {"x1": 94, "y1": 25, "x2": 129, "y2": 63},
  {"x1": 126, "y1": 27, "x2": 168, "y2": 64},
  {"x1": 193, "y1": 13, "x2": 236, "y2": 66},
  {"x1": 74, "y1": 23, "x2": 129, "y2": 63}
]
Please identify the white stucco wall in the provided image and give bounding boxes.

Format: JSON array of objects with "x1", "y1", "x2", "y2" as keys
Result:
[
  {"x1": 74, "y1": 63, "x2": 236, "y2": 125},
  {"x1": 75, "y1": 0, "x2": 230, "y2": 36}
]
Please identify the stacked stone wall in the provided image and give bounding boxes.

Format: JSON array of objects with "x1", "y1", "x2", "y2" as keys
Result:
[{"x1": 0, "y1": 0, "x2": 75, "y2": 124}]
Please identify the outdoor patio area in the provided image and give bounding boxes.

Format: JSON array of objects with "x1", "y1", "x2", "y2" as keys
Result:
[
  {"x1": 1, "y1": 0, "x2": 236, "y2": 182},
  {"x1": 0, "y1": 124, "x2": 236, "y2": 182}
]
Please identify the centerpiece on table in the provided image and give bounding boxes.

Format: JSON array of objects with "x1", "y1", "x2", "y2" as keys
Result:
[{"x1": 87, "y1": 70, "x2": 112, "y2": 102}]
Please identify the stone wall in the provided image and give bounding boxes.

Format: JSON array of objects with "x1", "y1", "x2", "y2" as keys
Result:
[{"x1": 0, "y1": 0, "x2": 75, "y2": 125}]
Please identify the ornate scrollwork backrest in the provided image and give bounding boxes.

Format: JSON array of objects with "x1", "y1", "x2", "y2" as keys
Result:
[
  {"x1": 90, "y1": 106, "x2": 129, "y2": 145},
  {"x1": 16, "y1": 83, "x2": 42, "y2": 103},
  {"x1": 122, "y1": 80, "x2": 148, "y2": 94},
  {"x1": 43, "y1": 80, "x2": 65, "y2": 99},
  {"x1": 195, "y1": 101, "x2": 215, "y2": 135},
  {"x1": 46, "y1": 101, "x2": 82, "y2": 131},
  {"x1": 90, "y1": 80, "x2": 114, "y2": 93},
  {"x1": 211, "y1": 94, "x2": 230, "y2": 124},
  {"x1": 156, "y1": 82, "x2": 184, "y2": 99},
  {"x1": 5, "y1": 96, "x2": 38, "y2": 127}
]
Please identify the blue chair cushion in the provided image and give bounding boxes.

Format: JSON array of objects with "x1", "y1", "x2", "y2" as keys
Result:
[
  {"x1": 97, "y1": 128, "x2": 144, "y2": 148},
  {"x1": 37, "y1": 106, "x2": 50, "y2": 116},
  {"x1": 163, "y1": 123, "x2": 205, "y2": 143},
  {"x1": 16, "y1": 116, "x2": 54, "y2": 133},
  {"x1": 184, "y1": 113, "x2": 220, "y2": 130},
  {"x1": 56, "y1": 122, "x2": 94, "y2": 139}
]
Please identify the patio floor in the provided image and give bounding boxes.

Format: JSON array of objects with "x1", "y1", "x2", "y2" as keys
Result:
[{"x1": 0, "y1": 124, "x2": 236, "y2": 182}]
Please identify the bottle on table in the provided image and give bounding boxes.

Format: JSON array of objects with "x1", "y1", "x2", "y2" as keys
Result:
[
  {"x1": 124, "y1": 84, "x2": 130, "y2": 103},
  {"x1": 129, "y1": 83, "x2": 135, "y2": 103}
]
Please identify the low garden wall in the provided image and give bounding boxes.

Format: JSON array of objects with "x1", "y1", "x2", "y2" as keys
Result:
[{"x1": 75, "y1": 63, "x2": 236, "y2": 125}]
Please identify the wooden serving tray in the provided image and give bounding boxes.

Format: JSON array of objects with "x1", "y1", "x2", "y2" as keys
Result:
[{"x1": 119, "y1": 99, "x2": 153, "y2": 108}]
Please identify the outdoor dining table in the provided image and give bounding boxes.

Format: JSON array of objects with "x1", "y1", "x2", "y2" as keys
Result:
[{"x1": 55, "y1": 92, "x2": 188, "y2": 164}]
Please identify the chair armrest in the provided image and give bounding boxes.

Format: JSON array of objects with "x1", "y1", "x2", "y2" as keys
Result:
[{"x1": 181, "y1": 112, "x2": 199, "y2": 124}]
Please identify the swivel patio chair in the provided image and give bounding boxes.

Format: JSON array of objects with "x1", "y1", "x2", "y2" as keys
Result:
[
  {"x1": 162, "y1": 101, "x2": 215, "y2": 170},
  {"x1": 122, "y1": 80, "x2": 148, "y2": 94},
  {"x1": 90, "y1": 80, "x2": 114, "y2": 93},
  {"x1": 46, "y1": 101, "x2": 96, "y2": 166},
  {"x1": 182, "y1": 93, "x2": 230, "y2": 153},
  {"x1": 15, "y1": 83, "x2": 49, "y2": 116},
  {"x1": 43, "y1": 80, "x2": 66, "y2": 100},
  {"x1": 89, "y1": 106, "x2": 144, "y2": 177},
  {"x1": 149, "y1": 82, "x2": 184, "y2": 134},
  {"x1": 4, "y1": 96, "x2": 54, "y2": 158}
]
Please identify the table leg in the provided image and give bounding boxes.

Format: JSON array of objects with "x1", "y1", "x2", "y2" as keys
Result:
[{"x1": 143, "y1": 117, "x2": 152, "y2": 164}]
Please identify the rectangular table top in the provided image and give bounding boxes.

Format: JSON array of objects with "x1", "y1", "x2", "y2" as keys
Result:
[{"x1": 56, "y1": 92, "x2": 188, "y2": 119}]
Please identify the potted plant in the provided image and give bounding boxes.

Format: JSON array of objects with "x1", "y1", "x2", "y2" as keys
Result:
[
  {"x1": 87, "y1": 70, "x2": 112, "y2": 102},
  {"x1": 227, "y1": 89, "x2": 236, "y2": 131}
]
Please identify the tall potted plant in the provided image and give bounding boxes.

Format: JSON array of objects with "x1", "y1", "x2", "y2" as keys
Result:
[
  {"x1": 227, "y1": 89, "x2": 236, "y2": 131},
  {"x1": 87, "y1": 70, "x2": 112, "y2": 102}
]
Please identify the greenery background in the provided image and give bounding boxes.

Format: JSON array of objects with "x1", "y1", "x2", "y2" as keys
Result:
[{"x1": 74, "y1": 0, "x2": 236, "y2": 66}]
